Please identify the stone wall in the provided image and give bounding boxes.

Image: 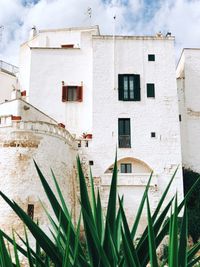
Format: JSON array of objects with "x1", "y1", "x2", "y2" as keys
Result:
[{"x1": 0, "y1": 119, "x2": 77, "y2": 237}]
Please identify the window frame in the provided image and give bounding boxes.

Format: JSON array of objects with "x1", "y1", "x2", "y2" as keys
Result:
[
  {"x1": 120, "y1": 163, "x2": 132, "y2": 173},
  {"x1": 151, "y1": 132, "x2": 156, "y2": 138},
  {"x1": 118, "y1": 118, "x2": 131, "y2": 148},
  {"x1": 62, "y1": 85, "x2": 83, "y2": 102},
  {"x1": 118, "y1": 74, "x2": 140, "y2": 101},
  {"x1": 147, "y1": 83, "x2": 155, "y2": 98},
  {"x1": 27, "y1": 204, "x2": 34, "y2": 220},
  {"x1": 148, "y1": 54, "x2": 155, "y2": 61}
]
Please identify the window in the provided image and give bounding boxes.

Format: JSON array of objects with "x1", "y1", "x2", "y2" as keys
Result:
[
  {"x1": 62, "y1": 85, "x2": 83, "y2": 102},
  {"x1": 61, "y1": 44, "x2": 74, "y2": 48},
  {"x1": 120, "y1": 163, "x2": 132, "y2": 173},
  {"x1": 148, "y1": 54, "x2": 155, "y2": 61},
  {"x1": 27, "y1": 204, "x2": 34, "y2": 220},
  {"x1": 147, "y1": 83, "x2": 155, "y2": 97},
  {"x1": 151, "y1": 132, "x2": 156, "y2": 138},
  {"x1": 118, "y1": 74, "x2": 140, "y2": 101},
  {"x1": 118, "y1": 118, "x2": 131, "y2": 148},
  {"x1": 89, "y1": 160, "x2": 94, "y2": 166},
  {"x1": 179, "y1": 114, "x2": 182, "y2": 122}
]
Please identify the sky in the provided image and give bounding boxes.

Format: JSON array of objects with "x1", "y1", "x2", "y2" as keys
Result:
[{"x1": 0, "y1": 0, "x2": 200, "y2": 65}]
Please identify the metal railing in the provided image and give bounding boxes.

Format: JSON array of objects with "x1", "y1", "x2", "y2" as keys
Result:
[
  {"x1": 0, "y1": 60, "x2": 19, "y2": 75},
  {"x1": 118, "y1": 135, "x2": 131, "y2": 148}
]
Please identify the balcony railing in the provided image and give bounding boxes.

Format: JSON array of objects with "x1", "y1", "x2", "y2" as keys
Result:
[
  {"x1": 0, "y1": 60, "x2": 19, "y2": 76},
  {"x1": 119, "y1": 135, "x2": 131, "y2": 148}
]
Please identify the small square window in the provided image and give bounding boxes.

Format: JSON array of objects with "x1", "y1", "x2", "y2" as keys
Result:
[
  {"x1": 89, "y1": 160, "x2": 94, "y2": 165},
  {"x1": 120, "y1": 163, "x2": 132, "y2": 173},
  {"x1": 151, "y1": 132, "x2": 156, "y2": 138},
  {"x1": 78, "y1": 141, "x2": 81, "y2": 148},
  {"x1": 148, "y1": 54, "x2": 155, "y2": 61},
  {"x1": 147, "y1": 83, "x2": 155, "y2": 97}
]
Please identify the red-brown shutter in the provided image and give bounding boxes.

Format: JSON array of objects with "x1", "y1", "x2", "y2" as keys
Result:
[
  {"x1": 62, "y1": 86, "x2": 68, "y2": 102},
  {"x1": 77, "y1": 86, "x2": 83, "y2": 102}
]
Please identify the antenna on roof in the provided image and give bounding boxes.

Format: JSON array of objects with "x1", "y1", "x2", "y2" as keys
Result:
[
  {"x1": 113, "y1": 14, "x2": 116, "y2": 36},
  {"x1": 87, "y1": 7, "x2": 92, "y2": 18},
  {"x1": 113, "y1": 14, "x2": 116, "y2": 90}
]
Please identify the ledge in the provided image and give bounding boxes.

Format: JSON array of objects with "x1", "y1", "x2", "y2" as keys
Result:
[{"x1": 102, "y1": 173, "x2": 157, "y2": 187}]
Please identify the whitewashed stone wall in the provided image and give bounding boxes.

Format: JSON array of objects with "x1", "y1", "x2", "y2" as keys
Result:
[
  {"x1": 79, "y1": 35, "x2": 183, "y2": 229},
  {"x1": 19, "y1": 27, "x2": 99, "y2": 136},
  {"x1": 0, "y1": 70, "x2": 17, "y2": 103},
  {"x1": 0, "y1": 119, "x2": 77, "y2": 237},
  {"x1": 17, "y1": 27, "x2": 184, "y2": 232},
  {"x1": 177, "y1": 49, "x2": 200, "y2": 173},
  {"x1": 0, "y1": 98, "x2": 57, "y2": 124}
]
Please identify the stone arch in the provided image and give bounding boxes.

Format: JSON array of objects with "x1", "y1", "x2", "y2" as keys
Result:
[{"x1": 104, "y1": 157, "x2": 152, "y2": 174}]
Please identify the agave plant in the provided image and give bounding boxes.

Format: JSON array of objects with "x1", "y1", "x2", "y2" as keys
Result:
[{"x1": 0, "y1": 155, "x2": 200, "y2": 267}]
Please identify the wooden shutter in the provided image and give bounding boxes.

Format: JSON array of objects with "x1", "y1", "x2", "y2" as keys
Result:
[
  {"x1": 62, "y1": 86, "x2": 68, "y2": 102},
  {"x1": 118, "y1": 75, "x2": 124, "y2": 100},
  {"x1": 134, "y1": 75, "x2": 140, "y2": 101},
  {"x1": 77, "y1": 86, "x2": 83, "y2": 102}
]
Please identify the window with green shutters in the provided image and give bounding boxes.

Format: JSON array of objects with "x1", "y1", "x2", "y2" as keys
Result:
[
  {"x1": 118, "y1": 118, "x2": 131, "y2": 148},
  {"x1": 147, "y1": 83, "x2": 155, "y2": 97},
  {"x1": 118, "y1": 74, "x2": 140, "y2": 101}
]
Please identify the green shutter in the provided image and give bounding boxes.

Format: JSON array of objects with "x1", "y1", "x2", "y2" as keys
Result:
[
  {"x1": 118, "y1": 75, "x2": 124, "y2": 100},
  {"x1": 134, "y1": 75, "x2": 140, "y2": 101},
  {"x1": 147, "y1": 83, "x2": 155, "y2": 97},
  {"x1": 118, "y1": 119, "x2": 124, "y2": 135}
]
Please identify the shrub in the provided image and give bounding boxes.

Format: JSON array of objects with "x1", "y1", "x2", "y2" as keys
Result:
[{"x1": 183, "y1": 168, "x2": 200, "y2": 243}]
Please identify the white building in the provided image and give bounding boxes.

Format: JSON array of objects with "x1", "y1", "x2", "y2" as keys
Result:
[
  {"x1": 0, "y1": 26, "x2": 184, "y2": 234},
  {"x1": 177, "y1": 48, "x2": 200, "y2": 173},
  {"x1": 0, "y1": 60, "x2": 18, "y2": 103}
]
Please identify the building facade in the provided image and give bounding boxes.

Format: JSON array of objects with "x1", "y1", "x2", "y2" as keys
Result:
[
  {"x1": 0, "y1": 26, "x2": 184, "y2": 234},
  {"x1": 177, "y1": 48, "x2": 200, "y2": 173}
]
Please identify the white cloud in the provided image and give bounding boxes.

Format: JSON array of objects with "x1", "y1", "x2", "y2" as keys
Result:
[{"x1": 0, "y1": 0, "x2": 200, "y2": 65}]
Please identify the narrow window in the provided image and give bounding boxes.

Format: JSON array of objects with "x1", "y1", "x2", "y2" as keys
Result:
[
  {"x1": 148, "y1": 54, "x2": 155, "y2": 61},
  {"x1": 120, "y1": 163, "x2": 132, "y2": 173},
  {"x1": 27, "y1": 204, "x2": 34, "y2": 220},
  {"x1": 179, "y1": 115, "x2": 182, "y2": 122},
  {"x1": 118, "y1": 118, "x2": 131, "y2": 148},
  {"x1": 147, "y1": 83, "x2": 155, "y2": 97},
  {"x1": 151, "y1": 132, "x2": 156, "y2": 138},
  {"x1": 118, "y1": 74, "x2": 140, "y2": 101}
]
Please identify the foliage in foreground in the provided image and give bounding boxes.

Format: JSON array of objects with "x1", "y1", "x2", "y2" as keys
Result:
[
  {"x1": 0, "y1": 156, "x2": 200, "y2": 266},
  {"x1": 183, "y1": 168, "x2": 200, "y2": 243}
]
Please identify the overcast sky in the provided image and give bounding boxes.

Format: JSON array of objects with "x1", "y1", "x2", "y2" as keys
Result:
[{"x1": 0, "y1": 0, "x2": 200, "y2": 65}]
